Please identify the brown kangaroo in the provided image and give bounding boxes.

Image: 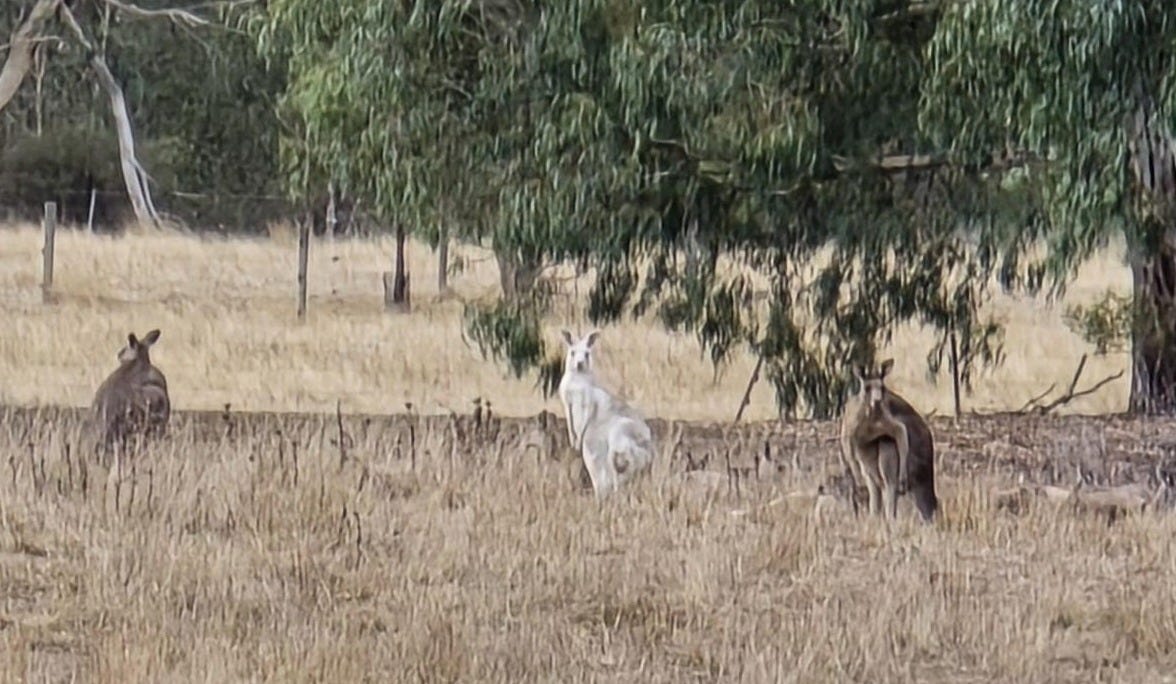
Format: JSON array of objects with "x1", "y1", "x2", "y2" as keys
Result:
[
  {"x1": 840, "y1": 358, "x2": 938, "y2": 522},
  {"x1": 92, "y1": 329, "x2": 170, "y2": 453}
]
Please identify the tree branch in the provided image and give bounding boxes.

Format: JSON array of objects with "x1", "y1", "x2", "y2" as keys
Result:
[
  {"x1": 832, "y1": 149, "x2": 1040, "y2": 175},
  {"x1": 872, "y1": 1, "x2": 945, "y2": 23},
  {"x1": 0, "y1": 35, "x2": 64, "y2": 53},
  {"x1": 724, "y1": 149, "x2": 1038, "y2": 197},
  {"x1": 1017, "y1": 383, "x2": 1056, "y2": 413},
  {"x1": 99, "y1": 0, "x2": 211, "y2": 28}
]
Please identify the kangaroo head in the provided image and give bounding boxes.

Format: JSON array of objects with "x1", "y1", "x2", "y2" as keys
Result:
[
  {"x1": 560, "y1": 328, "x2": 599, "y2": 374},
  {"x1": 853, "y1": 358, "x2": 895, "y2": 413},
  {"x1": 117, "y1": 329, "x2": 161, "y2": 365}
]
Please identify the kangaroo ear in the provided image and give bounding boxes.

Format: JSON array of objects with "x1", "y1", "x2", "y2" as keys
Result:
[
  {"x1": 585, "y1": 329, "x2": 600, "y2": 348},
  {"x1": 127, "y1": 333, "x2": 139, "y2": 348},
  {"x1": 560, "y1": 329, "x2": 575, "y2": 347},
  {"x1": 141, "y1": 329, "x2": 161, "y2": 346},
  {"x1": 878, "y1": 358, "x2": 895, "y2": 379}
]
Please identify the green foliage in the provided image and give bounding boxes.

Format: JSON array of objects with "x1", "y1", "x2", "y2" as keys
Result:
[
  {"x1": 463, "y1": 298, "x2": 546, "y2": 381},
  {"x1": 0, "y1": 126, "x2": 127, "y2": 224},
  {"x1": 921, "y1": 1, "x2": 1176, "y2": 411},
  {"x1": 1064, "y1": 290, "x2": 1133, "y2": 356},
  {"x1": 921, "y1": 0, "x2": 1176, "y2": 286},
  {"x1": 0, "y1": 124, "x2": 185, "y2": 223},
  {"x1": 463, "y1": 278, "x2": 568, "y2": 398},
  {"x1": 0, "y1": 126, "x2": 120, "y2": 205},
  {"x1": 253, "y1": 0, "x2": 1028, "y2": 418},
  {"x1": 257, "y1": 1, "x2": 1176, "y2": 417}
]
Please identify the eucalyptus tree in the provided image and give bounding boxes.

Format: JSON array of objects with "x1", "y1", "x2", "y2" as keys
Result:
[
  {"x1": 1, "y1": 1, "x2": 282, "y2": 229},
  {"x1": 0, "y1": 0, "x2": 58, "y2": 116},
  {"x1": 922, "y1": 1, "x2": 1176, "y2": 413},
  {"x1": 256, "y1": 1, "x2": 1079, "y2": 417}
]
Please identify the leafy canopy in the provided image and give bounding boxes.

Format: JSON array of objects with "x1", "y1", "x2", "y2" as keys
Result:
[
  {"x1": 921, "y1": 0, "x2": 1176, "y2": 271},
  {"x1": 261, "y1": 0, "x2": 1158, "y2": 417}
]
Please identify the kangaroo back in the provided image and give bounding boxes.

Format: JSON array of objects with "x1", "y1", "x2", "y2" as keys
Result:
[
  {"x1": 93, "y1": 365, "x2": 138, "y2": 447},
  {"x1": 885, "y1": 392, "x2": 938, "y2": 521}
]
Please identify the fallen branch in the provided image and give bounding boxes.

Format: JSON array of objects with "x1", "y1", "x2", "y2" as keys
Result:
[
  {"x1": 1017, "y1": 383, "x2": 1056, "y2": 413},
  {"x1": 1019, "y1": 354, "x2": 1125, "y2": 415}
]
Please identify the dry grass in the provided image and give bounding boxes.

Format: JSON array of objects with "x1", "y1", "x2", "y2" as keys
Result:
[
  {"x1": 2, "y1": 408, "x2": 1175, "y2": 682},
  {"x1": 0, "y1": 221, "x2": 1133, "y2": 420},
  {"x1": 0, "y1": 218, "x2": 1162, "y2": 679}
]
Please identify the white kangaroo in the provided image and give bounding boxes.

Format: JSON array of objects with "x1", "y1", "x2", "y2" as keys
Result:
[{"x1": 557, "y1": 329, "x2": 655, "y2": 499}]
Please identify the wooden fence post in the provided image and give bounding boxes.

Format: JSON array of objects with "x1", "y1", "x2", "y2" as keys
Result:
[
  {"x1": 41, "y1": 201, "x2": 56, "y2": 303},
  {"x1": 297, "y1": 216, "x2": 310, "y2": 320},
  {"x1": 949, "y1": 330, "x2": 962, "y2": 418},
  {"x1": 438, "y1": 229, "x2": 449, "y2": 294}
]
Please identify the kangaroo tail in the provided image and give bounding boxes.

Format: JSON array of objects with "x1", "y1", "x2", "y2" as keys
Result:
[{"x1": 910, "y1": 481, "x2": 939, "y2": 522}]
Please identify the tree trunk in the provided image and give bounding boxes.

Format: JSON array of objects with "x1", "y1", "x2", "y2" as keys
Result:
[
  {"x1": 1127, "y1": 93, "x2": 1176, "y2": 413},
  {"x1": 383, "y1": 223, "x2": 411, "y2": 313},
  {"x1": 496, "y1": 249, "x2": 541, "y2": 301},
  {"x1": 0, "y1": 0, "x2": 60, "y2": 114},
  {"x1": 1128, "y1": 238, "x2": 1176, "y2": 414},
  {"x1": 684, "y1": 216, "x2": 704, "y2": 276}
]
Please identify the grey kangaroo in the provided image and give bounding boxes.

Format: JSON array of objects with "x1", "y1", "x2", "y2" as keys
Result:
[{"x1": 92, "y1": 329, "x2": 171, "y2": 454}]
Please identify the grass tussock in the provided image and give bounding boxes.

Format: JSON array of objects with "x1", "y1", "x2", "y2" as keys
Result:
[
  {"x1": 1, "y1": 408, "x2": 1175, "y2": 681},
  {"x1": 0, "y1": 221, "x2": 1134, "y2": 420}
]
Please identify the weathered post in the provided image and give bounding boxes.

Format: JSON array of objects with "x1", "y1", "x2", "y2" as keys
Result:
[
  {"x1": 949, "y1": 330, "x2": 962, "y2": 419},
  {"x1": 438, "y1": 228, "x2": 450, "y2": 294},
  {"x1": 41, "y1": 201, "x2": 56, "y2": 303},
  {"x1": 297, "y1": 215, "x2": 310, "y2": 320}
]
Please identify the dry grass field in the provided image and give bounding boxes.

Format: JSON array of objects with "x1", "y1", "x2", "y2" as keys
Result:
[
  {"x1": 0, "y1": 221, "x2": 1134, "y2": 419},
  {"x1": 4, "y1": 221, "x2": 1175, "y2": 682},
  {"x1": 1, "y1": 406, "x2": 1176, "y2": 682}
]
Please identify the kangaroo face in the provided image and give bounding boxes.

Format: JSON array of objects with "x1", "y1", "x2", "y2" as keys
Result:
[
  {"x1": 853, "y1": 358, "x2": 895, "y2": 414},
  {"x1": 561, "y1": 329, "x2": 599, "y2": 374},
  {"x1": 860, "y1": 377, "x2": 885, "y2": 411},
  {"x1": 568, "y1": 345, "x2": 591, "y2": 373}
]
